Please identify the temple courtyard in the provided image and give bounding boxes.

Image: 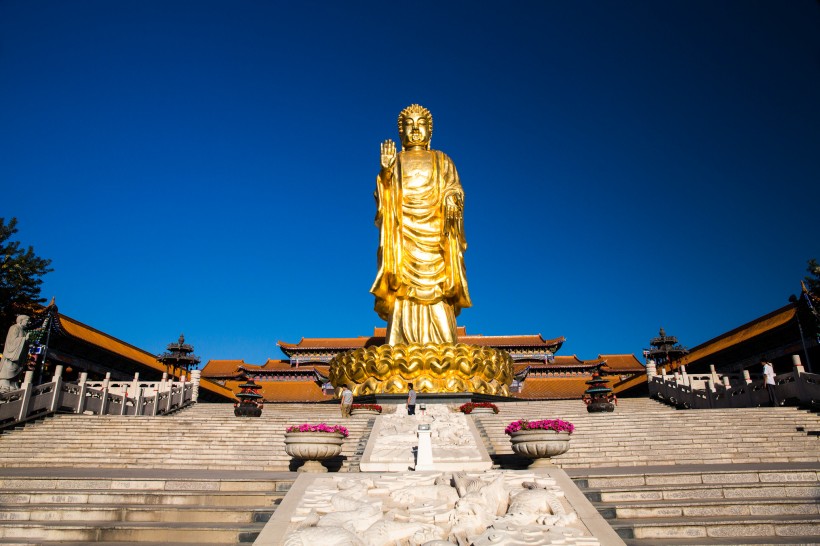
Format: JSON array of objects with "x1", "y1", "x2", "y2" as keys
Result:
[{"x1": 0, "y1": 397, "x2": 818, "y2": 545}]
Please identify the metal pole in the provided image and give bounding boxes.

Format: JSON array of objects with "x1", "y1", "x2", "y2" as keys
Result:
[{"x1": 36, "y1": 313, "x2": 52, "y2": 385}]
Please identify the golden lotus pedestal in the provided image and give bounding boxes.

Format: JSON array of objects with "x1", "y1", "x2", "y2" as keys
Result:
[{"x1": 328, "y1": 343, "x2": 514, "y2": 396}]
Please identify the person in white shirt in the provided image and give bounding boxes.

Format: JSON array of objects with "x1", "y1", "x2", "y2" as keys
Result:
[{"x1": 762, "y1": 360, "x2": 778, "y2": 407}]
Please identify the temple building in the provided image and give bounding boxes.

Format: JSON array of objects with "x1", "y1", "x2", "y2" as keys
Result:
[
  {"x1": 200, "y1": 327, "x2": 647, "y2": 402},
  {"x1": 26, "y1": 303, "x2": 234, "y2": 402},
  {"x1": 659, "y1": 295, "x2": 819, "y2": 376}
]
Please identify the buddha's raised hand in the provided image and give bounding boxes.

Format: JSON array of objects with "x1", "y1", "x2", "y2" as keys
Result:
[{"x1": 380, "y1": 139, "x2": 396, "y2": 172}]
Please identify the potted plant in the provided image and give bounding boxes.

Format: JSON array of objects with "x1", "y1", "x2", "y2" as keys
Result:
[
  {"x1": 284, "y1": 423, "x2": 349, "y2": 472},
  {"x1": 350, "y1": 403, "x2": 382, "y2": 416},
  {"x1": 504, "y1": 419, "x2": 574, "y2": 468},
  {"x1": 458, "y1": 402, "x2": 499, "y2": 415}
]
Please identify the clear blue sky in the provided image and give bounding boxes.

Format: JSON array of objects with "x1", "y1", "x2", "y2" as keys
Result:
[{"x1": 2, "y1": 1, "x2": 818, "y2": 365}]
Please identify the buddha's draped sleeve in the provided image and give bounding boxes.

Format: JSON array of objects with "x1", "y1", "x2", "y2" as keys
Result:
[
  {"x1": 370, "y1": 162, "x2": 400, "y2": 320},
  {"x1": 437, "y1": 151, "x2": 472, "y2": 314}
]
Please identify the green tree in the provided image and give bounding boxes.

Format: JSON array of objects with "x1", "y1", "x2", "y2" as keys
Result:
[{"x1": 0, "y1": 217, "x2": 53, "y2": 331}]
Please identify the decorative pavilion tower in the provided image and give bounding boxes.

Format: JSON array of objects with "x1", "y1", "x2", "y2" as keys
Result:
[
  {"x1": 583, "y1": 363, "x2": 615, "y2": 412},
  {"x1": 157, "y1": 334, "x2": 201, "y2": 378},
  {"x1": 644, "y1": 327, "x2": 688, "y2": 372},
  {"x1": 234, "y1": 378, "x2": 264, "y2": 417}
]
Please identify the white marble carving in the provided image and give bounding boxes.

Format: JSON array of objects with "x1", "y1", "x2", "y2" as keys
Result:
[
  {"x1": 360, "y1": 404, "x2": 492, "y2": 471},
  {"x1": 280, "y1": 471, "x2": 600, "y2": 546}
]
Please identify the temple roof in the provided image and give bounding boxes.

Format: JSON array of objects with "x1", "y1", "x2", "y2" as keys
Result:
[
  {"x1": 219, "y1": 379, "x2": 331, "y2": 403},
  {"x1": 669, "y1": 304, "x2": 797, "y2": 372},
  {"x1": 50, "y1": 308, "x2": 234, "y2": 401},
  {"x1": 598, "y1": 354, "x2": 646, "y2": 373},
  {"x1": 516, "y1": 377, "x2": 603, "y2": 400},
  {"x1": 277, "y1": 327, "x2": 565, "y2": 356}
]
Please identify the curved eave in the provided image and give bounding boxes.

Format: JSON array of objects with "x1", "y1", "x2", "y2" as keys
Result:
[
  {"x1": 669, "y1": 304, "x2": 798, "y2": 372},
  {"x1": 55, "y1": 312, "x2": 235, "y2": 401}
]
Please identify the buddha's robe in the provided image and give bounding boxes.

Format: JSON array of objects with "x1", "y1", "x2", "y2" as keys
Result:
[{"x1": 370, "y1": 149, "x2": 471, "y2": 345}]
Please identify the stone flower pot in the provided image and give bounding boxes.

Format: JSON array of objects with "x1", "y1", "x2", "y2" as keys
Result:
[
  {"x1": 509, "y1": 430, "x2": 571, "y2": 468},
  {"x1": 284, "y1": 432, "x2": 345, "y2": 472}
]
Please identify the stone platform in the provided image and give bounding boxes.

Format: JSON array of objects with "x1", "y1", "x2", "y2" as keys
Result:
[
  {"x1": 359, "y1": 404, "x2": 492, "y2": 472},
  {"x1": 255, "y1": 468, "x2": 624, "y2": 546}
]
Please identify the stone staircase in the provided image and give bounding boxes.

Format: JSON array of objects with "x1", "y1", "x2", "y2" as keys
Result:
[
  {"x1": 1, "y1": 398, "x2": 818, "y2": 545},
  {"x1": 0, "y1": 403, "x2": 373, "y2": 545},
  {"x1": 571, "y1": 463, "x2": 820, "y2": 545},
  {"x1": 472, "y1": 398, "x2": 820, "y2": 469},
  {"x1": 473, "y1": 398, "x2": 820, "y2": 545},
  {"x1": 0, "y1": 403, "x2": 373, "y2": 472}
]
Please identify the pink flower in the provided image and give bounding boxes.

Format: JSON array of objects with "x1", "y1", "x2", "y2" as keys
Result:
[
  {"x1": 286, "y1": 423, "x2": 350, "y2": 437},
  {"x1": 504, "y1": 419, "x2": 574, "y2": 435},
  {"x1": 351, "y1": 404, "x2": 382, "y2": 412}
]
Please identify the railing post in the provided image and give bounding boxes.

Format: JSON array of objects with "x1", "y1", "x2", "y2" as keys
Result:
[
  {"x1": 722, "y1": 376, "x2": 731, "y2": 388},
  {"x1": 681, "y1": 365, "x2": 689, "y2": 386},
  {"x1": 792, "y1": 354, "x2": 805, "y2": 375},
  {"x1": 743, "y1": 370, "x2": 752, "y2": 384},
  {"x1": 792, "y1": 354, "x2": 809, "y2": 403},
  {"x1": 707, "y1": 379, "x2": 716, "y2": 409},
  {"x1": 134, "y1": 386, "x2": 143, "y2": 416},
  {"x1": 77, "y1": 372, "x2": 88, "y2": 414},
  {"x1": 131, "y1": 373, "x2": 140, "y2": 399},
  {"x1": 50, "y1": 365, "x2": 64, "y2": 413},
  {"x1": 100, "y1": 372, "x2": 111, "y2": 415},
  {"x1": 180, "y1": 374, "x2": 187, "y2": 403},
  {"x1": 190, "y1": 370, "x2": 201, "y2": 403},
  {"x1": 709, "y1": 364, "x2": 720, "y2": 386},
  {"x1": 17, "y1": 371, "x2": 34, "y2": 422}
]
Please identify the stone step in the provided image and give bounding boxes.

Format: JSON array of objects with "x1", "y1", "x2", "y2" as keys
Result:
[
  {"x1": 0, "y1": 520, "x2": 262, "y2": 543},
  {"x1": 596, "y1": 498, "x2": 819, "y2": 519},
  {"x1": 608, "y1": 514, "x2": 820, "y2": 541},
  {"x1": 589, "y1": 482, "x2": 820, "y2": 502},
  {"x1": 0, "y1": 504, "x2": 273, "y2": 524},
  {"x1": 0, "y1": 490, "x2": 281, "y2": 507},
  {"x1": 623, "y1": 537, "x2": 820, "y2": 545},
  {"x1": 577, "y1": 468, "x2": 819, "y2": 489}
]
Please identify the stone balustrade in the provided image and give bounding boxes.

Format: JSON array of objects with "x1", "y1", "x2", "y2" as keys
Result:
[
  {"x1": 0, "y1": 365, "x2": 198, "y2": 429},
  {"x1": 649, "y1": 354, "x2": 820, "y2": 409}
]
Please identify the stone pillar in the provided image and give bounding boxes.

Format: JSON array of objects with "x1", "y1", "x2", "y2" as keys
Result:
[
  {"x1": 77, "y1": 372, "x2": 88, "y2": 414},
  {"x1": 130, "y1": 373, "x2": 140, "y2": 400},
  {"x1": 722, "y1": 376, "x2": 731, "y2": 388},
  {"x1": 743, "y1": 370, "x2": 752, "y2": 384},
  {"x1": 21, "y1": 371, "x2": 33, "y2": 386},
  {"x1": 793, "y1": 354, "x2": 805, "y2": 374},
  {"x1": 680, "y1": 366, "x2": 689, "y2": 386},
  {"x1": 709, "y1": 364, "x2": 720, "y2": 385},
  {"x1": 190, "y1": 370, "x2": 201, "y2": 402},
  {"x1": 415, "y1": 424, "x2": 433, "y2": 471},
  {"x1": 646, "y1": 359, "x2": 657, "y2": 377}
]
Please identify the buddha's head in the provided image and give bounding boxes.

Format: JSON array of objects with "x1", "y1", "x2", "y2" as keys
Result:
[{"x1": 397, "y1": 104, "x2": 433, "y2": 150}]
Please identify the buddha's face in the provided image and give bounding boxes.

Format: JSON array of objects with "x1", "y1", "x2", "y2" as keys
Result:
[{"x1": 399, "y1": 111, "x2": 431, "y2": 150}]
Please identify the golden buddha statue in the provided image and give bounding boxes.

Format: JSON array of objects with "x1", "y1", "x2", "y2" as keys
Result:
[
  {"x1": 328, "y1": 105, "x2": 513, "y2": 396},
  {"x1": 370, "y1": 104, "x2": 471, "y2": 345}
]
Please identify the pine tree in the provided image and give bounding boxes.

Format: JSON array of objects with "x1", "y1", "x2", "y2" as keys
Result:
[{"x1": 0, "y1": 217, "x2": 53, "y2": 332}]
